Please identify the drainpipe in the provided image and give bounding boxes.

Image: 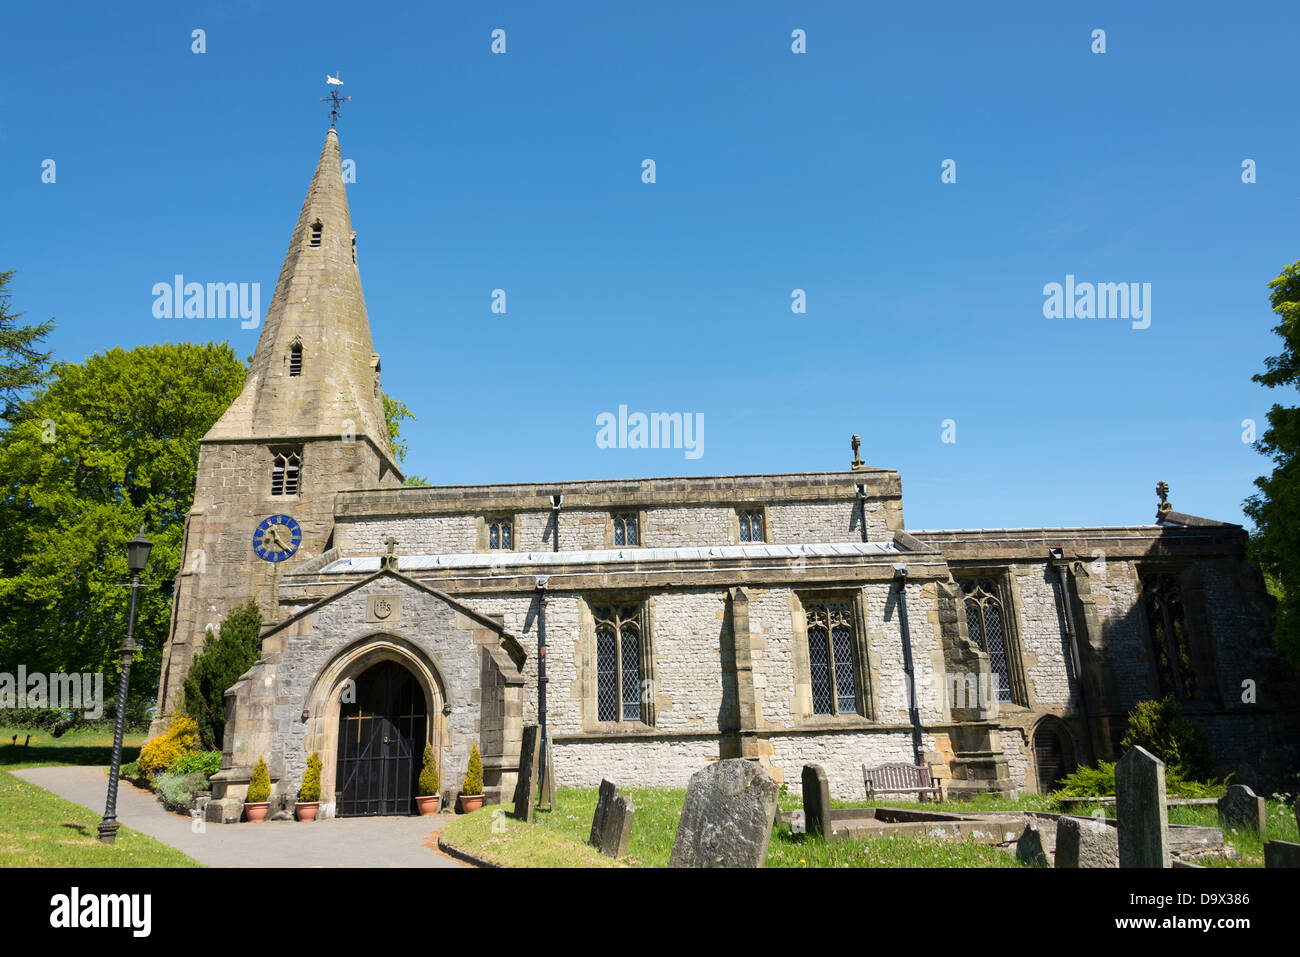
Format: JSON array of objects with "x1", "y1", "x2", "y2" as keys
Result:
[
  {"x1": 1049, "y1": 548, "x2": 1095, "y2": 766},
  {"x1": 550, "y1": 494, "x2": 562, "y2": 553},
  {"x1": 535, "y1": 576, "x2": 549, "y2": 787},
  {"x1": 855, "y1": 485, "x2": 869, "y2": 543},
  {"x1": 893, "y1": 563, "x2": 924, "y2": 767}
]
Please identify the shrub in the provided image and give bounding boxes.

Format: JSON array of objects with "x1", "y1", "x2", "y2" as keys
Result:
[
  {"x1": 170, "y1": 750, "x2": 222, "y2": 778},
  {"x1": 1120, "y1": 696, "x2": 1214, "y2": 781},
  {"x1": 181, "y1": 599, "x2": 263, "y2": 751},
  {"x1": 136, "y1": 715, "x2": 200, "y2": 778},
  {"x1": 119, "y1": 761, "x2": 140, "y2": 780},
  {"x1": 462, "y1": 745, "x2": 483, "y2": 796},
  {"x1": 1053, "y1": 760, "x2": 1229, "y2": 800},
  {"x1": 299, "y1": 752, "x2": 322, "y2": 803},
  {"x1": 247, "y1": 755, "x2": 271, "y2": 803},
  {"x1": 154, "y1": 771, "x2": 201, "y2": 812},
  {"x1": 418, "y1": 745, "x2": 440, "y2": 796}
]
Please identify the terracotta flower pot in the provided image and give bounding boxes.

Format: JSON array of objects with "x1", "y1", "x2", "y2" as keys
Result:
[
  {"x1": 459, "y1": 794, "x2": 484, "y2": 813},
  {"x1": 295, "y1": 801, "x2": 320, "y2": 822},
  {"x1": 415, "y1": 794, "x2": 441, "y2": 816},
  {"x1": 244, "y1": 801, "x2": 270, "y2": 822}
]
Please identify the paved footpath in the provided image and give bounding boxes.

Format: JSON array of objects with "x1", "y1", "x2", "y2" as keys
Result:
[{"x1": 13, "y1": 766, "x2": 469, "y2": 868}]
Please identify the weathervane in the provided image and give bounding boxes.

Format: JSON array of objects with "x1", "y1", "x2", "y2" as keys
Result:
[{"x1": 321, "y1": 73, "x2": 350, "y2": 128}]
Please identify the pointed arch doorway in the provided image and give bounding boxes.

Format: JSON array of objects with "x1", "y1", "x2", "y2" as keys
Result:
[{"x1": 335, "y1": 660, "x2": 427, "y2": 817}]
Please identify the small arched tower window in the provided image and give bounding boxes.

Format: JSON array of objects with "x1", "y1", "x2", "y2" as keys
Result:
[
  {"x1": 289, "y1": 342, "x2": 303, "y2": 377},
  {"x1": 309, "y1": 219, "x2": 323, "y2": 248},
  {"x1": 351, "y1": 232, "x2": 357, "y2": 264}
]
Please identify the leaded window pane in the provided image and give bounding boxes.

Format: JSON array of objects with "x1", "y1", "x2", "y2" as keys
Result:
[
  {"x1": 501, "y1": 522, "x2": 512, "y2": 549},
  {"x1": 965, "y1": 600, "x2": 983, "y2": 648},
  {"x1": 625, "y1": 516, "x2": 638, "y2": 546},
  {"x1": 832, "y1": 624, "x2": 857, "y2": 713},
  {"x1": 740, "y1": 517, "x2": 751, "y2": 542},
  {"x1": 982, "y1": 602, "x2": 1013, "y2": 703},
  {"x1": 596, "y1": 624, "x2": 618, "y2": 721},
  {"x1": 808, "y1": 622, "x2": 832, "y2": 714},
  {"x1": 621, "y1": 623, "x2": 641, "y2": 721},
  {"x1": 489, "y1": 525, "x2": 499, "y2": 549}
]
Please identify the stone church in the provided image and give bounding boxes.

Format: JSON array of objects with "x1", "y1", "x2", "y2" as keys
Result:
[{"x1": 153, "y1": 129, "x2": 1300, "y2": 821}]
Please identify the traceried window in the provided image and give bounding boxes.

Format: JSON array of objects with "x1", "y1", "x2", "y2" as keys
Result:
[
  {"x1": 593, "y1": 604, "x2": 647, "y2": 723},
  {"x1": 487, "y1": 517, "x2": 513, "y2": 550},
  {"x1": 805, "y1": 600, "x2": 860, "y2": 715},
  {"x1": 1141, "y1": 573, "x2": 1197, "y2": 700},
  {"x1": 612, "y1": 512, "x2": 639, "y2": 547},
  {"x1": 738, "y1": 508, "x2": 764, "y2": 543},
  {"x1": 271, "y1": 450, "x2": 301, "y2": 496},
  {"x1": 961, "y1": 580, "x2": 1013, "y2": 704},
  {"x1": 289, "y1": 343, "x2": 303, "y2": 376}
]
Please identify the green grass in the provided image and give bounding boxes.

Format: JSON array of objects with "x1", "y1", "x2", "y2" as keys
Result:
[
  {"x1": 440, "y1": 786, "x2": 1026, "y2": 868},
  {"x1": 0, "y1": 725, "x2": 146, "y2": 770},
  {"x1": 0, "y1": 770, "x2": 200, "y2": 867}
]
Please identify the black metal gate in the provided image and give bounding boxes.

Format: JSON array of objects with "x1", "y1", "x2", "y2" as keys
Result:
[{"x1": 335, "y1": 660, "x2": 427, "y2": 817}]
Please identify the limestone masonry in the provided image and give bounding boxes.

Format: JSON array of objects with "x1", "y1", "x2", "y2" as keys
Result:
[{"x1": 151, "y1": 130, "x2": 1300, "y2": 821}]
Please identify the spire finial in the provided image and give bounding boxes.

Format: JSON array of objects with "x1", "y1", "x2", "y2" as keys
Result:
[
  {"x1": 320, "y1": 73, "x2": 350, "y2": 128},
  {"x1": 850, "y1": 434, "x2": 865, "y2": 471},
  {"x1": 1156, "y1": 481, "x2": 1172, "y2": 515}
]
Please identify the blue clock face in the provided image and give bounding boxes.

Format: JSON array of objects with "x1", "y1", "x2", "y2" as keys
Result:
[{"x1": 254, "y1": 514, "x2": 302, "y2": 562}]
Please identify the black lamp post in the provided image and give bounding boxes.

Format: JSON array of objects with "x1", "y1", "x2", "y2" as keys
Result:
[{"x1": 99, "y1": 525, "x2": 152, "y2": 844}]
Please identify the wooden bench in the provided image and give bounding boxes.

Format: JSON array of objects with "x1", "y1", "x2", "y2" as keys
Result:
[{"x1": 863, "y1": 762, "x2": 941, "y2": 803}]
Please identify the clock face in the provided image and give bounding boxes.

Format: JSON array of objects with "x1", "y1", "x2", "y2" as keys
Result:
[{"x1": 254, "y1": 514, "x2": 302, "y2": 563}]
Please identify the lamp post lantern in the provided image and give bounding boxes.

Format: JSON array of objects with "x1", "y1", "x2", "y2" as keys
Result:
[{"x1": 99, "y1": 524, "x2": 152, "y2": 844}]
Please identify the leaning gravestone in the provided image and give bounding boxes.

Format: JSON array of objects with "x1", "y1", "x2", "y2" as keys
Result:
[
  {"x1": 589, "y1": 779, "x2": 619, "y2": 848},
  {"x1": 513, "y1": 724, "x2": 542, "y2": 823},
  {"x1": 1116, "y1": 746, "x2": 1170, "y2": 868},
  {"x1": 669, "y1": 759, "x2": 780, "y2": 868},
  {"x1": 1217, "y1": 784, "x2": 1266, "y2": 835},
  {"x1": 1055, "y1": 816, "x2": 1119, "y2": 868},
  {"x1": 1264, "y1": 841, "x2": 1300, "y2": 868},
  {"x1": 597, "y1": 795, "x2": 635, "y2": 858},
  {"x1": 1015, "y1": 822, "x2": 1052, "y2": 867},
  {"x1": 801, "y1": 764, "x2": 833, "y2": 840}
]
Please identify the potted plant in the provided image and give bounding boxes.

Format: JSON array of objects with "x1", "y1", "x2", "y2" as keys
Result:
[
  {"x1": 296, "y1": 752, "x2": 322, "y2": 821},
  {"x1": 459, "y1": 745, "x2": 484, "y2": 813},
  {"x1": 415, "y1": 745, "x2": 441, "y2": 815},
  {"x1": 245, "y1": 755, "x2": 272, "y2": 822}
]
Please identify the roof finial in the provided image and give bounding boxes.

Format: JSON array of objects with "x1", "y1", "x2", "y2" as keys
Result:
[
  {"x1": 850, "y1": 433, "x2": 866, "y2": 471},
  {"x1": 321, "y1": 73, "x2": 350, "y2": 129},
  {"x1": 1156, "y1": 481, "x2": 1172, "y2": 516},
  {"x1": 382, "y1": 535, "x2": 398, "y2": 570}
]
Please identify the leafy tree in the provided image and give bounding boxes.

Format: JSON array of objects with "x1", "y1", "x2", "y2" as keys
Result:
[
  {"x1": 1119, "y1": 696, "x2": 1214, "y2": 781},
  {"x1": 0, "y1": 270, "x2": 54, "y2": 423},
  {"x1": 0, "y1": 342, "x2": 246, "y2": 701},
  {"x1": 1245, "y1": 260, "x2": 1300, "y2": 666},
  {"x1": 181, "y1": 599, "x2": 263, "y2": 750},
  {"x1": 382, "y1": 392, "x2": 428, "y2": 486}
]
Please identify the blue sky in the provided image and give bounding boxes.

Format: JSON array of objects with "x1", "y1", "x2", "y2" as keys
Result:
[{"x1": 2, "y1": 1, "x2": 1295, "y2": 530}]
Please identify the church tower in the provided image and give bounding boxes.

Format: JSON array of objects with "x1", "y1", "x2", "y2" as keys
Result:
[{"x1": 154, "y1": 128, "x2": 403, "y2": 725}]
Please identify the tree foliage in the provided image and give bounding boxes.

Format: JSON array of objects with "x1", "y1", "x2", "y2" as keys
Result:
[
  {"x1": 181, "y1": 599, "x2": 263, "y2": 750},
  {"x1": 0, "y1": 271, "x2": 54, "y2": 422},
  {"x1": 381, "y1": 392, "x2": 428, "y2": 486},
  {"x1": 1245, "y1": 260, "x2": 1300, "y2": 665},
  {"x1": 0, "y1": 342, "x2": 246, "y2": 701}
]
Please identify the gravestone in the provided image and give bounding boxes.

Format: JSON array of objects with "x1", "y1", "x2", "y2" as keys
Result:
[
  {"x1": 598, "y1": 795, "x2": 635, "y2": 858},
  {"x1": 1015, "y1": 822, "x2": 1052, "y2": 867},
  {"x1": 1216, "y1": 784, "x2": 1266, "y2": 835},
  {"x1": 669, "y1": 759, "x2": 780, "y2": 868},
  {"x1": 1264, "y1": 841, "x2": 1300, "y2": 868},
  {"x1": 1116, "y1": 746, "x2": 1170, "y2": 868},
  {"x1": 512, "y1": 724, "x2": 541, "y2": 822},
  {"x1": 801, "y1": 764, "x2": 833, "y2": 840},
  {"x1": 589, "y1": 779, "x2": 619, "y2": 848},
  {"x1": 1055, "y1": 816, "x2": 1118, "y2": 868}
]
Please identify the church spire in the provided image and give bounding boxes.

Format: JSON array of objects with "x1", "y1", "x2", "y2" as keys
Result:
[{"x1": 205, "y1": 129, "x2": 398, "y2": 477}]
